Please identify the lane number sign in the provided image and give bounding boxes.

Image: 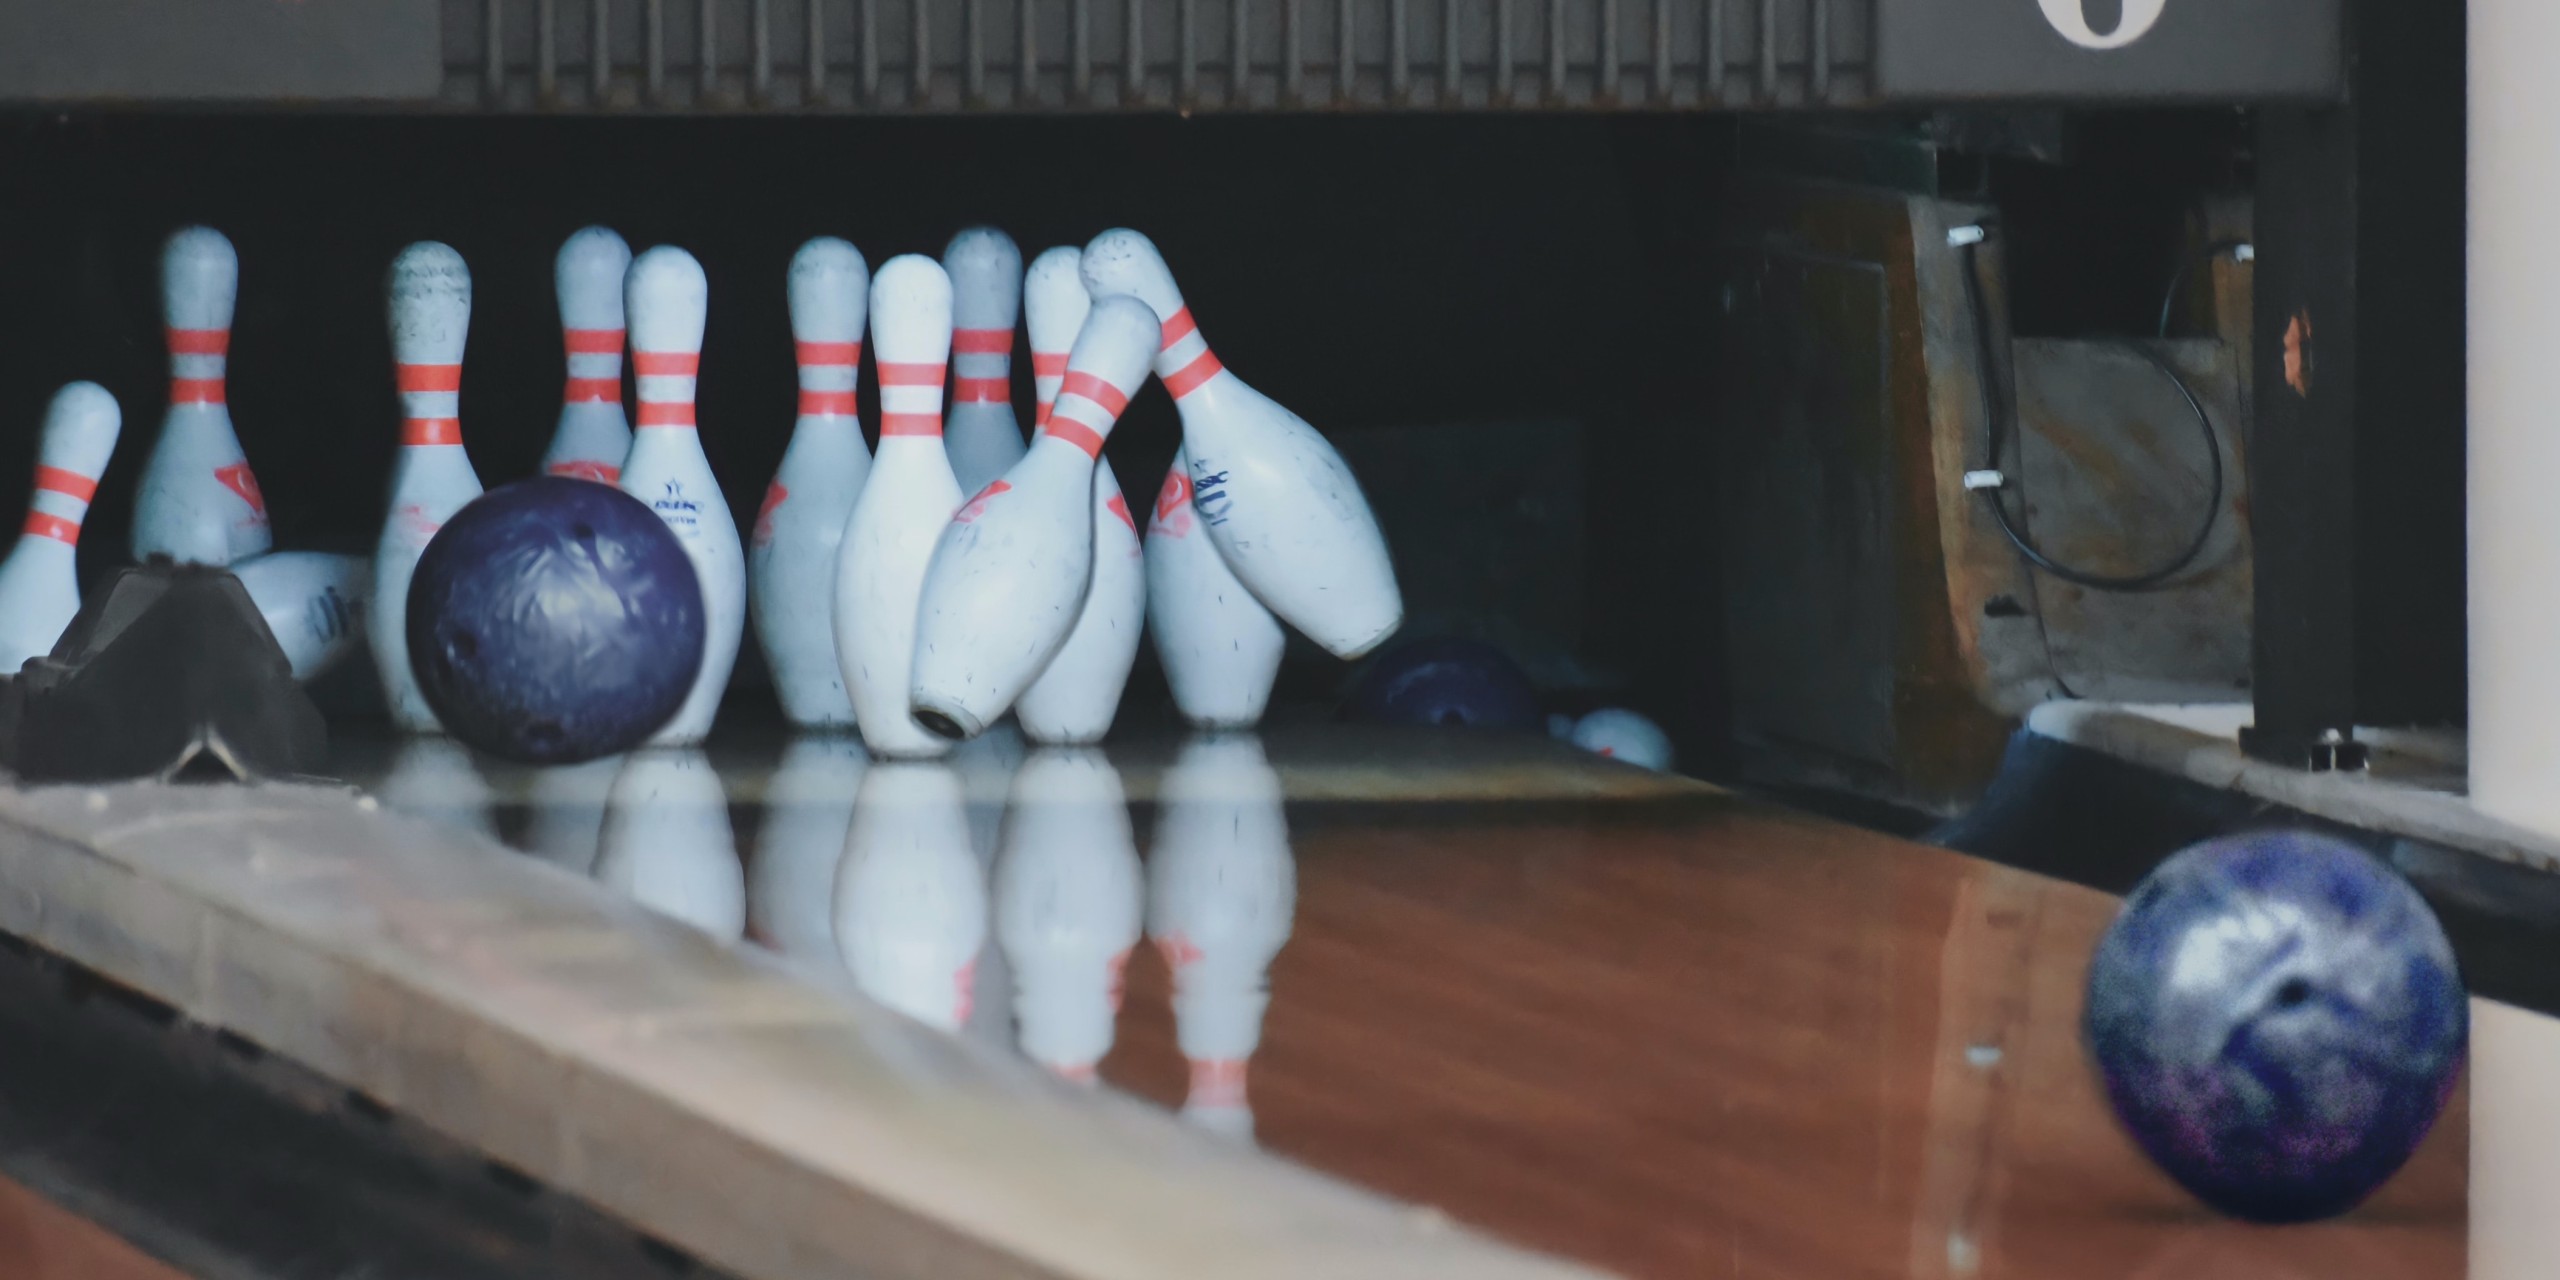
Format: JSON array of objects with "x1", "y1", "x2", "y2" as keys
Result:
[{"x1": 2037, "y1": 0, "x2": 2169, "y2": 50}]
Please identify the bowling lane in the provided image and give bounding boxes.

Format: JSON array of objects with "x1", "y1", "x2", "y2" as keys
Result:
[
  {"x1": 0, "y1": 1176, "x2": 188, "y2": 1280},
  {"x1": 342, "y1": 724, "x2": 2463, "y2": 1278}
]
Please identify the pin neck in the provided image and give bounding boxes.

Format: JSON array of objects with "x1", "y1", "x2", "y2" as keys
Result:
[
  {"x1": 396, "y1": 361, "x2": 464, "y2": 446},
  {"x1": 563, "y1": 327, "x2": 625, "y2": 405},
  {"x1": 1155, "y1": 307, "x2": 1224, "y2": 401},
  {"x1": 168, "y1": 327, "x2": 230, "y2": 406},
  {"x1": 795, "y1": 339, "x2": 862, "y2": 420},
  {"x1": 21, "y1": 466, "x2": 99, "y2": 546},
  {"x1": 876, "y1": 360, "x2": 946, "y2": 438},
  {"x1": 952, "y1": 327, "x2": 1013, "y2": 406},
  {"x1": 1030, "y1": 351, "x2": 1068, "y2": 428},
  {"x1": 633, "y1": 350, "x2": 700, "y2": 429}
]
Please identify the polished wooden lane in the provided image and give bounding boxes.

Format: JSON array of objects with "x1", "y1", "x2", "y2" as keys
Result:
[{"x1": 0, "y1": 1176, "x2": 186, "y2": 1280}]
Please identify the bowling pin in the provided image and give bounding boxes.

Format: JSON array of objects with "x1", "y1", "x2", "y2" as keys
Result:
[
  {"x1": 748, "y1": 733, "x2": 869, "y2": 964},
  {"x1": 750, "y1": 238, "x2": 871, "y2": 729},
  {"x1": 230, "y1": 550, "x2": 369, "y2": 681},
  {"x1": 596, "y1": 748, "x2": 747, "y2": 941},
  {"x1": 621, "y1": 246, "x2": 748, "y2": 747},
  {"x1": 994, "y1": 748, "x2": 1142, "y2": 1083},
  {"x1": 0, "y1": 383, "x2": 119, "y2": 674},
  {"x1": 833, "y1": 255, "x2": 965, "y2": 759},
  {"x1": 370, "y1": 242, "x2": 485, "y2": 734},
  {"x1": 908, "y1": 295, "x2": 1161, "y2": 740},
  {"x1": 1149, "y1": 733, "x2": 1296, "y2": 1142},
  {"x1": 1146, "y1": 448, "x2": 1285, "y2": 729},
  {"x1": 942, "y1": 227, "x2": 1029, "y2": 497},
  {"x1": 1569, "y1": 707, "x2": 1673, "y2": 771},
  {"x1": 376, "y1": 737, "x2": 501, "y2": 843},
  {"x1": 1081, "y1": 228, "x2": 1402, "y2": 658},
  {"x1": 541, "y1": 226, "x2": 634, "y2": 483},
  {"x1": 133, "y1": 227, "x2": 271, "y2": 566},
  {"x1": 1015, "y1": 248, "x2": 1147, "y2": 746},
  {"x1": 835, "y1": 762, "x2": 987, "y2": 1032}
]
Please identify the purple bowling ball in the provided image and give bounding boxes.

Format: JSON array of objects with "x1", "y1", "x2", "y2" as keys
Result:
[
  {"x1": 2083, "y1": 829, "x2": 2465, "y2": 1223},
  {"x1": 406, "y1": 477, "x2": 706, "y2": 764},
  {"x1": 1344, "y1": 636, "x2": 1543, "y2": 731}
]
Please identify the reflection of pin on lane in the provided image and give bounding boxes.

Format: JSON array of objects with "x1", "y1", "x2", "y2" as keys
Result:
[
  {"x1": 134, "y1": 226, "x2": 270, "y2": 568},
  {"x1": 596, "y1": 748, "x2": 747, "y2": 941},
  {"x1": 1148, "y1": 733, "x2": 1297, "y2": 1142},
  {"x1": 950, "y1": 723, "x2": 1026, "y2": 1050},
  {"x1": 749, "y1": 734, "x2": 869, "y2": 963},
  {"x1": 621, "y1": 246, "x2": 747, "y2": 747},
  {"x1": 942, "y1": 227, "x2": 1029, "y2": 498},
  {"x1": 542, "y1": 226, "x2": 634, "y2": 483},
  {"x1": 752, "y1": 238, "x2": 872, "y2": 730},
  {"x1": 232, "y1": 551, "x2": 370, "y2": 681},
  {"x1": 1145, "y1": 447, "x2": 1284, "y2": 730},
  {"x1": 836, "y1": 762, "x2": 986, "y2": 1032},
  {"x1": 377, "y1": 737, "x2": 500, "y2": 843},
  {"x1": 996, "y1": 748, "x2": 1142, "y2": 1082},
  {"x1": 519, "y1": 754, "x2": 623, "y2": 873},
  {"x1": 371, "y1": 242, "x2": 484, "y2": 734},
  {"x1": 1080, "y1": 228, "x2": 1402, "y2": 659},
  {"x1": 0, "y1": 384, "x2": 120, "y2": 675}
]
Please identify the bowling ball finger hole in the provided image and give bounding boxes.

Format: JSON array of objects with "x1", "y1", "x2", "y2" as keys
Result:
[
  {"x1": 2273, "y1": 977, "x2": 2313, "y2": 1009},
  {"x1": 570, "y1": 522, "x2": 596, "y2": 543}
]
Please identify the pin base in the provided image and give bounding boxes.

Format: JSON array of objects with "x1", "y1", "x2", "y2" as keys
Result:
[{"x1": 910, "y1": 703, "x2": 981, "y2": 742}]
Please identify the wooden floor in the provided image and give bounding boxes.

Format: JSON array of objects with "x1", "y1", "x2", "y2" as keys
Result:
[
  {"x1": 337, "y1": 723, "x2": 2467, "y2": 1276},
  {"x1": 0, "y1": 1177, "x2": 185, "y2": 1280}
]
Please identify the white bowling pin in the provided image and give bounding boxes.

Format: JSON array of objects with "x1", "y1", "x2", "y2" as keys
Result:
[
  {"x1": 230, "y1": 550, "x2": 369, "y2": 681},
  {"x1": 1081, "y1": 229, "x2": 1402, "y2": 658},
  {"x1": 748, "y1": 733, "x2": 869, "y2": 964},
  {"x1": 541, "y1": 226, "x2": 634, "y2": 483},
  {"x1": 596, "y1": 748, "x2": 747, "y2": 941},
  {"x1": 750, "y1": 238, "x2": 871, "y2": 729},
  {"x1": 0, "y1": 384, "x2": 119, "y2": 674},
  {"x1": 1149, "y1": 733, "x2": 1296, "y2": 1142},
  {"x1": 942, "y1": 227, "x2": 1029, "y2": 497},
  {"x1": 1016, "y1": 251, "x2": 1146, "y2": 745},
  {"x1": 621, "y1": 246, "x2": 748, "y2": 747},
  {"x1": 519, "y1": 755, "x2": 622, "y2": 872},
  {"x1": 833, "y1": 255, "x2": 965, "y2": 759},
  {"x1": 376, "y1": 737, "x2": 501, "y2": 843},
  {"x1": 909, "y1": 295, "x2": 1160, "y2": 740},
  {"x1": 370, "y1": 242, "x2": 484, "y2": 734},
  {"x1": 133, "y1": 227, "x2": 270, "y2": 566},
  {"x1": 1145, "y1": 448, "x2": 1285, "y2": 729},
  {"x1": 1570, "y1": 707, "x2": 1674, "y2": 771},
  {"x1": 994, "y1": 748, "x2": 1142, "y2": 1083},
  {"x1": 835, "y1": 762, "x2": 987, "y2": 1032}
]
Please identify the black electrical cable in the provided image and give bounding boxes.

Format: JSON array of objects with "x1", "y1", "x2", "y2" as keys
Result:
[{"x1": 1956, "y1": 225, "x2": 2226, "y2": 594}]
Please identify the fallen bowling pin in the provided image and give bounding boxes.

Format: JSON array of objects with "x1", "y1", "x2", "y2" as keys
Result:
[
  {"x1": 942, "y1": 227, "x2": 1029, "y2": 497},
  {"x1": 1569, "y1": 707, "x2": 1673, "y2": 771},
  {"x1": 370, "y1": 242, "x2": 484, "y2": 734},
  {"x1": 751, "y1": 237, "x2": 871, "y2": 729},
  {"x1": 833, "y1": 255, "x2": 965, "y2": 759},
  {"x1": 230, "y1": 550, "x2": 369, "y2": 681},
  {"x1": 1080, "y1": 228, "x2": 1401, "y2": 659},
  {"x1": 1145, "y1": 450, "x2": 1285, "y2": 730},
  {"x1": 133, "y1": 226, "x2": 270, "y2": 567},
  {"x1": 908, "y1": 294, "x2": 1160, "y2": 741},
  {"x1": 0, "y1": 383, "x2": 120, "y2": 675},
  {"x1": 1015, "y1": 247, "x2": 1147, "y2": 746},
  {"x1": 540, "y1": 226, "x2": 634, "y2": 484}
]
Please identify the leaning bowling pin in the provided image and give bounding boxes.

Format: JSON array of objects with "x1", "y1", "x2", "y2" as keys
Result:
[
  {"x1": 596, "y1": 748, "x2": 747, "y2": 941},
  {"x1": 750, "y1": 238, "x2": 871, "y2": 729},
  {"x1": 231, "y1": 550, "x2": 369, "y2": 681},
  {"x1": 0, "y1": 384, "x2": 119, "y2": 674},
  {"x1": 1145, "y1": 449, "x2": 1285, "y2": 730},
  {"x1": 908, "y1": 295, "x2": 1160, "y2": 741},
  {"x1": 1016, "y1": 248, "x2": 1146, "y2": 745},
  {"x1": 994, "y1": 748, "x2": 1142, "y2": 1082},
  {"x1": 133, "y1": 226, "x2": 271, "y2": 566},
  {"x1": 621, "y1": 247, "x2": 748, "y2": 746},
  {"x1": 1149, "y1": 733, "x2": 1297, "y2": 1142},
  {"x1": 747, "y1": 733, "x2": 869, "y2": 964},
  {"x1": 1081, "y1": 228, "x2": 1401, "y2": 658},
  {"x1": 833, "y1": 255, "x2": 965, "y2": 759},
  {"x1": 835, "y1": 762, "x2": 987, "y2": 1032},
  {"x1": 942, "y1": 227, "x2": 1029, "y2": 497},
  {"x1": 370, "y1": 242, "x2": 484, "y2": 734},
  {"x1": 540, "y1": 226, "x2": 634, "y2": 483}
]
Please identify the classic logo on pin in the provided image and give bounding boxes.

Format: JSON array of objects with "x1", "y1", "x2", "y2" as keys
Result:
[
  {"x1": 307, "y1": 588, "x2": 357, "y2": 645},
  {"x1": 216, "y1": 461, "x2": 268, "y2": 519},
  {"x1": 546, "y1": 459, "x2": 620, "y2": 485},
  {"x1": 1187, "y1": 462, "x2": 1235, "y2": 527},
  {"x1": 1106, "y1": 492, "x2": 1137, "y2": 535},
  {"x1": 2037, "y1": 0, "x2": 2166, "y2": 49},
  {"x1": 954, "y1": 480, "x2": 1012, "y2": 524},
  {"x1": 1151, "y1": 470, "x2": 1195, "y2": 536},
  {"x1": 654, "y1": 480, "x2": 701, "y2": 531}
]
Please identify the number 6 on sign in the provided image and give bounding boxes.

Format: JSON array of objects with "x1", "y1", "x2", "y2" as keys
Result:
[{"x1": 2037, "y1": 0, "x2": 2166, "y2": 49}]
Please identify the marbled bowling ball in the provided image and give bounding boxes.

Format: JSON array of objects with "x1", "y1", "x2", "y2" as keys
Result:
[
  {"x1": 2084, "y1": 829, "x2": 2466, "y2": 1223},
  {"x1": 407, "y1": 477, "x2": 705, "y2": 764},
  {"x1": 1343, "y1": 636, "x2": 1542, "y2": 732}
]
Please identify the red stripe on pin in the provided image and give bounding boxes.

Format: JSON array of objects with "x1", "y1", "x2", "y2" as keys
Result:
[
  {"x1": 1033, "y1": 398, "x2": 1054, "y2": 430},
  {"x1": 397, "y1": 363, "x2": 462, "y2": 393},
  {"x1": 879, "y1": 412, "x2": 942, "y2": 436},
  {"x1": 1163, "y1": 350, "x2": 1224, "y2": 400},
  {"x1": 167, "y1": 328, "x2": 230, "y2": 357},
  {"x1": 1042, "y1": 413, "x2": 1106, "y2": 459},
  {"x1": 876, "y1": 361, "x2": 945, "y2": 387},
  {"x1": 953, "y1": 377, "x2": 1008, "y2": 403},
  {"x1": 952, "y1": 328, "x2": 1012, "y2": 355},
  {"x1": 169, "y1": 378, "x2": 225, "y2": 405},
  {"x1": 1031, "y1": 352, "x2": 1068, "y2": 376},
  {"x1": 546, "y1": 459, "x2": 620, "y2": 483},
  {"x1": 799, "y1": 389, "x2": 857, "y2": 416},
  {"x1": 23, "y1": 512, "x2": 78, "y2": 545},
  {"x1": 796, "y1": 339, "x2": 861, "y2": 365},
  {"x1": 35, "y1": 466, "x2": 98, "y2": 503},
  {"x1": 1158, "y1": 307, "x2": 1198, "y2": 348},
  {"x1": 564, "y1": 376, "x2": 621, "y2": 403},
  {"x1": 564, "y1": 328, "x2": 624, "y2": 355},
  {"x1": 633, "y1": 351, "x2": 700, "y2": 376},
  {"x1": 636, "y1": 401, "x2": 697, "y2": 427},
  {"x1": 1059, "y1": 371, "x2": 1130, "y2": 417},
  {"x1": 402, "y1": 418, "x2": 463, "y2": 446}
]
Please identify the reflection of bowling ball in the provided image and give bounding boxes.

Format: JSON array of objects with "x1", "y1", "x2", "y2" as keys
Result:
[
  {"x1": 1343, "y1": 637, "x2": 1542, "y2": 731},
  {"x1": 407, "y1": 478, "x2": 705, "y2": 765},
  {"x1": 2083, "y1": 830, "x2": 2465, "y2": 1223}
]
